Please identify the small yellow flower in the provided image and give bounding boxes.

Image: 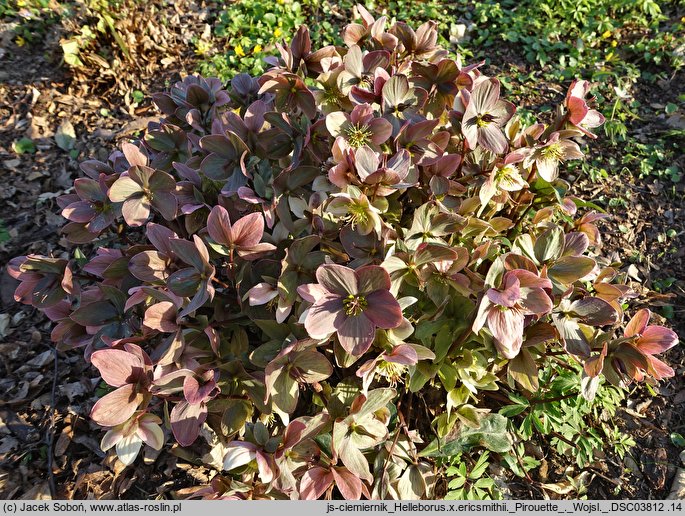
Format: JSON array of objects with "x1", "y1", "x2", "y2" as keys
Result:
[
  {"x1": 611, "y1": 40, "x2": 618, "y2": 47},
  {"x1": 274, "y1": 27, "x2": 283, "y2": 38},
  {"x1": 601, "y1": 30, "x2": 612, "y2": 39},
  {"x1": 253, "y1": 44, "x2": 263, "y2": 53},
  {"x1": 235, "y1": 44, "x2": 245, "y2": 57}
]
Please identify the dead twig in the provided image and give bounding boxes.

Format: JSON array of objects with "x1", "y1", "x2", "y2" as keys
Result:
[{"x1": 46, "y1": 346, "x2": 58, "y2": 499}]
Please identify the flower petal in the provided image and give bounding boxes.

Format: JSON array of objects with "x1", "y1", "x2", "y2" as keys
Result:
[
  {"x1": 297, "y1": 283, "x2": 330, "y2": 303},
  {"x1": 316, "y1": 264, "x2": 358, "y2": 295},
  {"x1": 331, "y1": 467, "x2": 362, "y2": 500},
  {"x1": 478, "y1": 124, "x2": 508, "y2": 154},
  {"x1": 638, "y1": 326, "x2": 678, "y2": 354},
  {"x1": 326, "y1": 111, "x2": 350, "y2": 138},
  {"x1": 304, "y1": 295, "x2": 345, "y2": 339},
  {"x1": 364, "y1": 290, "x2": 403, "y2": 329},
  {"x1": 170, "y1": 400, "x2": 207, "y2": 447},
  {"x1": 143, "y1": 302, "x2": 178, "y2": 332},
  {"x1": 115, "y1": 433, "x2": 143, "y2": 466},
  {"x1": 91, "y1": 349, "x2": 143, "y2": 387},
  {"x1": 472, "y1": 297, "x2": 492, "y2": 333},
  {"x1": 536, "y1": 158, "x2": 558, "y2": 182},
  {"x1": 121, "y1": 196, "x2": 151, "y2": 227},
  {"x1": 223, "y1": 442, "x2": 257, "y2": 471},
  {"x1": 337, "y1": 314, "x2": 376, "y2": 355},
  {"x1": 136, "y1": 420, "x2": 165, "y2": 450},
  {"x1": 487, "y1": 308, "x2": 524, "y2": 359},
  {"x1": 368, "y1": 118, "x2": 393, "y2": 145},
  {"x1": 567, "y1": 96, "x2": 589, "y2": 126},
  {"x1": 486, "y1": 280, "x2": 520, "y2": 308},
  {"x1": 384, "y1": 344, "x2": 419, "y2": 365},
  {"x1": 490, "y1": 99, "x2": 516, "y2": 125},
  {"x1": 109, "y1": 176, "x2": 142, "y2": 202},
  {"x1": 470, "y1": 78, "x2": 500, "y2": 112},
  {"x1": 518, "y1": 288, "x2": 553, "y2": 315},
  {"x1": 355, "y1": 145, "x2": 380, "y2": 180},
  {"x1": 91, "y1": 384, "x2": 143, "y2": 427},
  {"x1": 647, "y1": 356, "x2": 675, "y2": 380},
  {"x1": 583, "y1": 109, "x2": 605, "y2": 128},
  {"x1": 461, "y1": 113, "x2": 479, "y2": 150},
  {"x1": 356, "y1": 265, "x2": 391, "y2": 294},
  {"x1": 100, "y1": 428, "x2": 123, "y2": 451},
  {"x1": 121, "y1": 142, "x2": 148, "y2": 167},
  {"x1": 231, "y1": 212, "x2": 265, "y2": 248},
  {"x1": 207, "y1": 205, "x2": 233, "y2": 246},
  {"x1": 247, "y1": 283, "x2": 279, "y2": 306},
  {"x1": 300, "y1": 467, "x2": 333, "y2": 500},
  {"x1": 625, "y1": 308, "x2": 650, "y2": 338}
]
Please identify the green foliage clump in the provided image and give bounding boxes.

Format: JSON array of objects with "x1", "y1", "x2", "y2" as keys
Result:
[{"x1": 6, "y1": 3, "x2": 680, "y2": 501}]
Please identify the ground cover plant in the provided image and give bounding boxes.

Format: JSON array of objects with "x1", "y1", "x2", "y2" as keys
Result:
[{"x1": 6, "y1": 6, "x2": 681, "y2": 500}]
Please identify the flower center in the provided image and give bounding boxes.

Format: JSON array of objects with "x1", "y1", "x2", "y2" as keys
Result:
[
  {"x1": 343, "y1": 294, "x2": 367, "y2": 316},
  {"x1": 346, "y1": 199, "x2": 371, "y2": 228},
  {"x1": 475, "y1": 113, "x2": 495, "y2": 127},
  {"x1": 376, "y1": 360, "x2": 405, "y2": 386},
  {"x1": 323, "y1": 89, "x2": 341, "y2": 104},
  {"x1": 345, "y1": 123, "x2": 373, "y2": 148},
  {"x1": 541, "y1": 142, "x2": 564, "y2": 161},
  {"x1": 358, "y1": 76, "x2": 373, "y2": 89},
  {"x1": 494, "y1": 164, "x2": 513, "y2": 180}
]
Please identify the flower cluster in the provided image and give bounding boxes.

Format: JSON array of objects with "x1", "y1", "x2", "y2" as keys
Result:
[{"x1": 9, "y1": 5, "x2": 677, "y2": 500}]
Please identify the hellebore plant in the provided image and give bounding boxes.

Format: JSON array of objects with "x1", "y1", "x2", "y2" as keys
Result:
[{"x1": 9, "y1": 6, "x2": 678, "y2": 501}]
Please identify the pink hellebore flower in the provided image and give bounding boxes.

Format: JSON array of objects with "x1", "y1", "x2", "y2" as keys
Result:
[
  {"x1": 461, "y1": 78, "x2": 516, "y2": 154},
  {"x1": 523, "y1": 131, "x2": 584, "y2": 182},
  {"x1": 326, "y1": 103, "x2": 393, "y2": 151},
  {"x1": 90, "y1": 344, "x2": 153, "y2": 427},
  {"x1": 223, "y1": 441, "x2": 277, "y2": 484},
  {"x1": 298, "y1": 264, "x2": 403, "y2": 356},
  {"x1": 356, "y1": 344, "x2": 418, "y2": 393},
  {"x1": 171, "y1": 369, "x2": 220, "y2": 446},
  {"x1": 472, "y1": 270, "x2": 553, "y2": 359},
  {"x1": 565, "y1": 80, "x2": 605, "y2": 139},
  {"x1": 622, "y1": 309, "x2": 678, "y2": 381},
  {"x1": 100, "y1": 412, "x2": 164, "y2": 466}
]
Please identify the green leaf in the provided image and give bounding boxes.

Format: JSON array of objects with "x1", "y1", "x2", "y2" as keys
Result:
[
  {"x1": 548, "y1": 256, "x2": 595, "y2": 285},
  {"x1": 469, "y1": 452, "x2": 490, "y2": 479},
  {"x1": 448, "y1": 476, "x2": 466, "y2": 489},
  {"x1": 670, "y1": 432, "x2": 685, "y2": 448},
  {"x1": 292, "y1": 350, "x2": 333, "y2": 383},
  {"x1": 508, "y1": 348, "x2": 539, "y2": 392},
  {"x1": 0, "y1": 220, "x2": 10, "y2": 244},
  {"x1": 433, "y1": 325, "x2": 452, "y2": 362},
  {"x1": 220, "y1": 399, "x2": 252, "y2": 436},
  {"x1": 70, "y1": 301, "x2": 118, "y2": 326},
  {"x1": 534, "y1": 226, "x2": 564, "y2": 264},
  {"x1": 61, "y1": 39, "x2": 84, "y2": 67},
  {"x1": 55, "y1": 120, "x2": 76, "y2": 151},
  {"x1": 132, "y1": 90, "x2": 145, "y2": 104},
  {"x1": 267, "y1": 366, "x2": 299, "y2": 414},
  {"x1": 12, "y1": 137, "x2": 36, "y2": 155},
  {"x1": 419, "y1": 414, "x2": 512, "y2": 457},
  {"x1": 499, "y1": 404, "x2": 528, "y2": 417},
  {"x1": 355, "y1": 388, "x2": 396, "y2": 419}
]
